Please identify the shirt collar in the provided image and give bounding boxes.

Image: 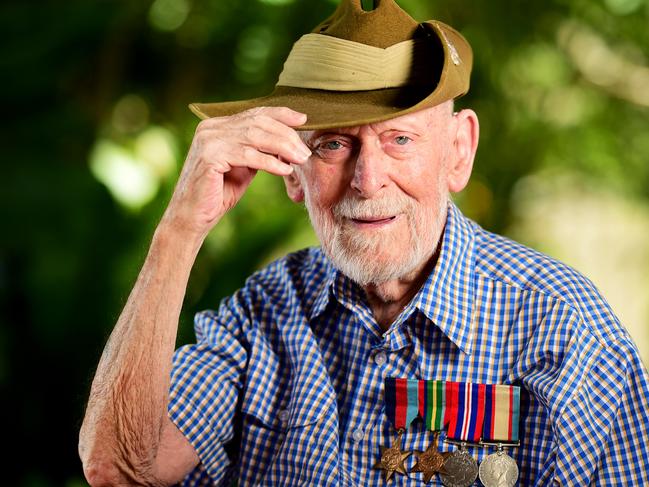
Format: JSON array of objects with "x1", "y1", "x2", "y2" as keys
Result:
[
  {"x1": 307, "y1": 201, "x2": 477, "y2": 355},
  {"x1": 307, "y1": 254, "x2": 371, "y2": 323},
  {"x1": 413, "y1": 201, "x2": 476, "y2": 354},
  {"x1": 307, "y1": 250, "x2": 337, "y2": 321}
]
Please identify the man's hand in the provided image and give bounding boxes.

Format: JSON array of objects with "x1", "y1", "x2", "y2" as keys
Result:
[
  {"x1": 161, "y1": 106, "x2": 311, "y2": 239},
  {"x1": 80, "y1": 106, "x2": 311, "y2": 487}
]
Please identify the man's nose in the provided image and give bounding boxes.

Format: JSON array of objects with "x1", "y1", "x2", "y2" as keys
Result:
[{"x1": 350, "y1": 142, "x2": 390, "y2": 198}]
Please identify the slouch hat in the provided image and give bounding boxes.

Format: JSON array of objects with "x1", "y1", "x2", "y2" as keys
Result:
[{"x1": 188, "y1": 0, "x2": 472, "y2": 130}]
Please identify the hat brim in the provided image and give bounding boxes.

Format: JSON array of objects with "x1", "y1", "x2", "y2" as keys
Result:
[
  {"x1": 188, "y1": 21, "x2": 471, "y2": 130},
  {"x1": 190, "y1": 85, "x2": 452, "y2": 131}
]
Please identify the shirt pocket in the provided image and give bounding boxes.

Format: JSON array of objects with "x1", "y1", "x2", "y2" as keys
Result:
[
  {"x1": 236, "y1": 321, "x2": 339, "y2": 485},
  {"x1": 238, "y1": 390, "x2": 337, "y2": 486}
]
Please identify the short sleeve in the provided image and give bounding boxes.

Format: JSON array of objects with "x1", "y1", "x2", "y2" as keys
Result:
[
  {"x1": 553, "y1": 335, "x2": 649, "y2": 485},
  {"x1": 591, "y1": 339, "x2": 649, "y2": 485},
  {"x1": 167, "y1": 295, "x2": 249, "y2": 486}
]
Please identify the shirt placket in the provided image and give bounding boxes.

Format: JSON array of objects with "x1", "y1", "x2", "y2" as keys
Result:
[{"x1": 340, "y1": 303, "x2": 418, "y2": 481}]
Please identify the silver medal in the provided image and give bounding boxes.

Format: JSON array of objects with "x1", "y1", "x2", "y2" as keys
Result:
[
  {"x1": 478, "y1": 450, "x2": 519, "y2": 487},
  {"x1": 439, "y1": 449, "x2": 478, "y2": 487}
]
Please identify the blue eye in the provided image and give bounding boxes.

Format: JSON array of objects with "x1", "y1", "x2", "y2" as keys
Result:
[
  {"x1": 323, "y1": 140, "x2": 343, "y2": 150},
  {"x1": 395, "y1": 136, "x2": 411, "y2": 145}
]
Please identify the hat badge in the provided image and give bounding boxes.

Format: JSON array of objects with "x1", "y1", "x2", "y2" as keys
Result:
[{"x1": 434, "y1": 21, "x2": 461, "y2": 66}]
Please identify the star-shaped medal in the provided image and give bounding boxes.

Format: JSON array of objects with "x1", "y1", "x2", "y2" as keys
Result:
[
  {"x1": 411, "y1": 434, "x2": 451, "y2": 483},
  {"x1": 373, "y1": 432, "x2": 411, "y2": 481}
]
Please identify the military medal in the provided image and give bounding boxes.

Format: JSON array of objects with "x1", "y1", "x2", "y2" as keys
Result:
[
  {"x1": 479, "y1": 446, "x2": 519, "y2": 487},
  {"x1": 412, "y1": 432, "x2": 450, "y2": 482},
  {"x1": 439, "y1": 445, "x2": 479, "y2": 487},
  {"x1": 440, "y1": 382, "x2": 485, "y2": 487},
  {"x1": 412, "y1": 380, "x2": 448, "y2": 483},
  {"x1": 373, "y1": 429, "x2": 411, "y2": 481},
  {"x1": 375, "y1": 378, "x2": 419, "y2": 481},
  {"x1": 377, "y1": 379, "x2": 523, "y2": 486},
  {"x1": 478, "y1": 385, "x2": 521, "y2": 487}
]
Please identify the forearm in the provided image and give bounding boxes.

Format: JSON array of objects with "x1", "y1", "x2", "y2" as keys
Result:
[{"x1": 79, "y1": 221, "x2": 204, "y2": 485}]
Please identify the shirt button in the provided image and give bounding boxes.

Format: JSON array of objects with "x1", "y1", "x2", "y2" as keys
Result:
[
  {"x1": 279, "y1": 409, "x2": 289, "y2": 425},
  {"x1": 374, "y1": 351, "x2": 387, "y2": 366},
  {"x1": 352, "y1": 428, "x2": 365, "y2": 443}
]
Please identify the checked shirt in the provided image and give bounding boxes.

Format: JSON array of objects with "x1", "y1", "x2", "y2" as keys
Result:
[{"x1": 168, "y1": 201, "x2": 649, "y2": 486}]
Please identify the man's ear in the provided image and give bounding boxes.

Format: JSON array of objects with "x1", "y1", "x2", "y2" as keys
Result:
[
  {"x1": 447, "y1": 108, "x2": 479, "y2": 194},
  {"x1": 283, "y1": 168, "x2": 305, "y2": 203}
]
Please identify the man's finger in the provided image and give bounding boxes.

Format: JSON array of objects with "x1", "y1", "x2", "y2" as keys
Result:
[
  {"x1": 218, "y1": 145, "x2": 294, "y2": 176},
  {"x1": 242, "y1": 116, "x2": 311, "y2": 164},
  {"x1": 244, "y1": 106, "x2": 308, "y2": 128},
  {"x1": 198, "y1": 124, "x2": 309, "y2": 166}
]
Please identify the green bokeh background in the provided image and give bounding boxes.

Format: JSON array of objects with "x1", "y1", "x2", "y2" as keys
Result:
[{"x1": 2, "y1": 0, "x2": 648, "y2": 485}]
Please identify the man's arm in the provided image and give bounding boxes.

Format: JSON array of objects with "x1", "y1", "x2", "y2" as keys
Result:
[
  {"x1": 78, "y1": 107, "x2": 311, "y2": 486},
  {"x1": 590, "y1": 338, "x2": 649, "y2": 485},
  {"x1": 545, "y1": 334, "x2": 649, "y2": 486},
  {"x1": 78, "y1": 221, "x2": 202, "y2": 486}
]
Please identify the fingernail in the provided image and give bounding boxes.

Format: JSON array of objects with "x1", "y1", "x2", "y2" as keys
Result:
[{"x1": 298, "y1": 148, "x2": 311, "y2": 161}]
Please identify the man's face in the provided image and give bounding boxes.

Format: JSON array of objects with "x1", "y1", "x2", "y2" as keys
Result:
[{"x1": 292, "y1": 102, "x2": 461, "y2": 286}]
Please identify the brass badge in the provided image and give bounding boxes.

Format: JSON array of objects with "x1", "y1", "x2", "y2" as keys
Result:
[
  {"x1": 373, "y1": 430, "x2": 411, "y2": 481},
  {"x1": 411, "y1": 432, "x2": 450, "y2": 483}
]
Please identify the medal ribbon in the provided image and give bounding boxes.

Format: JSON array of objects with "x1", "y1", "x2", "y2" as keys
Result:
[
  {"x1": 444, "y1": 381, "x2": 486, "y2": 442},
  {"x1": 483, "y1": 384, "x2": 520, "y2": 442},
  {"x1": 418, "y1": 379, "x2": 446, "y2": 431},
  {"x1": 385, "y1": 378, "x2": 419, "y2": 430},
  {"x1": 384, "y1": 379, "x2": 520, "y2": 444}
]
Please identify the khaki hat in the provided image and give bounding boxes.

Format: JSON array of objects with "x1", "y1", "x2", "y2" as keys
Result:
[{"x1": 188, "y1": 0, "x2": 472, "y2": 130}]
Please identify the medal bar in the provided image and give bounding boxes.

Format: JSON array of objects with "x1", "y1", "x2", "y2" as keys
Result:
[{"x1": 378, "y1": 379, "x2": 522, "y2": 485}]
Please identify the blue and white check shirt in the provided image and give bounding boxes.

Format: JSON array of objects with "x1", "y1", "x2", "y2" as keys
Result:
[{"x1": 168, "y1": 201, "x2": 649, "y2": 486}]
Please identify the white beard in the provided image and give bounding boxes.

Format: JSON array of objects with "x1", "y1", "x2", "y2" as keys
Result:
[{"x1": 302, "y1": 183, "x2": 448, "y2": 286}]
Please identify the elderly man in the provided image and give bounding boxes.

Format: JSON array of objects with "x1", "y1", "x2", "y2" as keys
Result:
[{"x1": 79, "y1": 0, "x2": 649, "y2": 486}]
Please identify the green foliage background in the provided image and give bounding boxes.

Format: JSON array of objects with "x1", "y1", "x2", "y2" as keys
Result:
[{"x1": 2, "y1": 0, "x2": 648, "y2": 485}]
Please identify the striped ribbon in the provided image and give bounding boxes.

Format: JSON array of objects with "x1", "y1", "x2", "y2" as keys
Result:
[
  {"x1": 385, "y1": 379, "x2": 520, "y2": 443},
  {"x1": 483, "y1": 384, "x2": 520, "y2": 442},
  {"x1": 385, "y1": 378, "x2": 419, "y2": 430},
  {"x1": 445, "y1": 382, "x2": 486, "y2": 442},
  {"x1": 418, "y1": 379, "x2": 446, "y2": 431}
]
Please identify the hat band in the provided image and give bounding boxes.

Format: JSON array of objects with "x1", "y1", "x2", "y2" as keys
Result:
[{"x1": 277, "y1": 34, "x2": 432, "y2": 91}]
